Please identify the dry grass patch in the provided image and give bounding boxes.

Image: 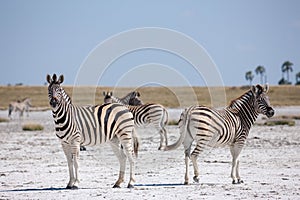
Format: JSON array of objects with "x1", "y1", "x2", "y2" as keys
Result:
[
  {"x1": 22, "y1": 123, "x2": 44, "y2": 131},
  {"x1": 167, "y1": 120, "x2": 179, "y2": 126},
  {"x1": 0, "y1": 117, "x2": 9, "y2": 123},
  {"x1": 264, "y1": 119, "x2": 295, "y2": 126},
  {"x1": 0, "y1": 85, "x2": 299, "y2": 109}
]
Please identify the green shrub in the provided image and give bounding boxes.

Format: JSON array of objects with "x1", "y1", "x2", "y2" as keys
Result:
[{"x1": 22, "y1": 123, "x2": 44, "y2": 131}]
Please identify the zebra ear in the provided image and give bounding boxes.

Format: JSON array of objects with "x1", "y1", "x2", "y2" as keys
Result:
[
  {"x1": 103, "y1": 91, "x2": 106, "y2": 96},
  {"x1": 109, "y1": 91, "x2": 113, "y2": 96},
  {"x1": 52, "y1": 74, "x2": 57, "y2": 82},
  {"x1": 136, "y1": 91, "x2": 140, "y2": 97},
  {"x1": 250, "y1": 85, "x2": 256, "y2": 94},
  {"x1": 252, "y1": 84, "x2": 263, "y2": 96},
  {"x1": 264, "y1": 84, "x2": 269, "y2": 93},
  {"x1": 46, "y1": 74, "x2": 52, "y2": 84},
  {"x1": 58, "y1": 75, "x2": 64, "y2": 84},
  {"x1": 251, "y1": 85, "x2": 259, "y2": 96}
]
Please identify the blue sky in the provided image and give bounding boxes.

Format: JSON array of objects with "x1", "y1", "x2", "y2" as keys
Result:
[{"x1": 0, "y1": 0, "x2": 299, "y2": 86}]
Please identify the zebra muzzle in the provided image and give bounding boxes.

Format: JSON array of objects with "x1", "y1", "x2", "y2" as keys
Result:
[
  {"x1": 266, "y1": 107, "x2": 274, "y2": 118},
  {"x1": 50, "y1": 98, "x2": 58, "y2": 108}
]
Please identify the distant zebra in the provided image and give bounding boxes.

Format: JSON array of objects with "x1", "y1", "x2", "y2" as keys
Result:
[
  {"x1": 165, "y1": 84, "x2": 274, "y2": 184},
  {"x1": 47, "y1": 74, "x2": 139, "y2": 189},
  {"x1": 103, "y1": 91, "x2": 143, "y2": 105},
  {"x1": 104, "y1": 91, "x2": 169, "y2": 150},
  {"x1": 8, "y1": 97, "x2": 32, "y2": 119}
]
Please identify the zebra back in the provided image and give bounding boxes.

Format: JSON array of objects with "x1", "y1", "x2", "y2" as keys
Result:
[{"x1": 126, "y1": 103, "x2": 168, "y2": 127}]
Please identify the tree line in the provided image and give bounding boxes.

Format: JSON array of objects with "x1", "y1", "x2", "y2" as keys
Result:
[{"x1": 245, "y1": 61, "x2": 300, "y2": 85}]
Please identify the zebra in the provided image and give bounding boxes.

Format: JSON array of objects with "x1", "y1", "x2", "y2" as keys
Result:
[
  {"x1": 46, "y1": 74, "x2": 139, "y2": 189},
  {"x1": 103, "y1": 91, "x2": 143, "y2": 105},
  {"x1": 103, "y1": 91, "x2": 169, "y2": 150},
  {"x1": 165, "y1": 84, "x2": 274, "y2": 185},
  {"x1": 8, "y1": 97, "x2": 32, "y2": 119},
  {"x1": 80, "y1": 91, "x2": 142, "y2": 152}
]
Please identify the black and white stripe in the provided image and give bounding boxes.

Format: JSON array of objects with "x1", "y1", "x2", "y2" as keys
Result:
[
  {"x1": 103, "y1": 91, "x2": 143, "y2": 105},
  {"x1": 47, "y1": 74, "x2": 138, "y2": 189},
  {"x1": 165, "y1": 84, "x2": 274, "y2": 184},
  {"x1": 104, "y1": 92, "x2": 169, "y2": 150}
]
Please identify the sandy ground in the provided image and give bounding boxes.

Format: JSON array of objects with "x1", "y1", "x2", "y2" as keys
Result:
[{"x1": 0, "y1": 107, "x2": 300, "y2": 199}]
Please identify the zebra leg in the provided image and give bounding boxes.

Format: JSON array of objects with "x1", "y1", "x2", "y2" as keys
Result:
[
  {"x1": 184, "y1": 154, "x2": 190, "y2": 185},
  {"x1": 183, "y1": 141, "x2": 192, "y2": 185},
  {"x1": 71, "y1": 143, "x2": 80, "y2": 189},
  {"x1": 120, "y1": 138, "x2": 136, "y2": 188},
  {"x1": 110, "y1": 138, "x2": 127, "y2": 188},
  {"x1": 62, "y1": 142, "x2": 77, "y2": 189},
  {"x1": 191, "y1": 142, "x2": 203, "y2": 183},
  {"x1": 230, "y1": 144, "x2": 243, "y2": 184}
]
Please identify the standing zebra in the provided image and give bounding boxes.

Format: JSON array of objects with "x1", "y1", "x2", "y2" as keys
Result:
[
  {"x1": 47, "y1": 74, "x2": 138, "y2": 189},
  {"x1": 165, "y1": 84, "x2": 274, "y2": 184},
  {"x1": 104, "y1": 91, "x2": 169, "y2": 150},
  {"x1": 8, "y1": 97, "x2": 32, "y2": 119}
]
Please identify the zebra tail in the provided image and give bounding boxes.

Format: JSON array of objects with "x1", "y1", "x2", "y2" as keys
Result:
[
  {"x1": 164, "y1": 107, "x2": 190, "y2": 151},
  {"x1": 163, "y1": 108, "x2": 169, "y2": 126},
  {"x1": 8, "y1": 104, "x2": 13, "y2": 117},
  {"x1": 133, "y1": 130, "x2": 140, "y2": 158}
]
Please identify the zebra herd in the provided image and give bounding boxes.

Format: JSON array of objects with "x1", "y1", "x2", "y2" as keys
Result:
[{"x1": 46, "y1": 74, "x2": 274, "y2": 189}]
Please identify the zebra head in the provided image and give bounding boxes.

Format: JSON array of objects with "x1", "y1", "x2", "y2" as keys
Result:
[
  {"x1": 103, "y1": 91, "x2": 113, "y2": 104},
  {"x1": 251, "y1": 84, "x2": 274, "y2": 118},
  {"x1": 128, "y1": 91, "x2": 143, "y2": 106},
  {"x1": 46, "y1": 74, "x2": 64, "y2": 108}
]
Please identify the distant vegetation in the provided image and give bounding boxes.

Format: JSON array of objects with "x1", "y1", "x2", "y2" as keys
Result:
[
  {"x1": 0, "y1": 85, "x2": 299, "y2": 109},
  {"x1": 0, "y1": 117, "x2": 9, "y2": 123},
  {"x1": 264, "y1": 120, "x2": 295, "y2": 126},
  {"x1": 245, "y1": 61, "x2": 300, "y2": 86},
  {"x1": 22, "y1": 123, "x2": 44, "y2": 131}
]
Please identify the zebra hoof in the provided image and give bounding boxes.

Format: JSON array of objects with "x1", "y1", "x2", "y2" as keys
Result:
[
  {"x1": 184, "y1": 181, "x2": 189, "y2": 185},
  {"x1": 232, "y1": 179, "x2": 243, "y2": 184},
  {"x1": 193, "y1": 176, "x2": 199, "y2": 183},
  {"x1": 80, "y1": 146, "x2": 86, "y2": 151},
  {"x1": 113, "y1": 184, "x2": 121, "y2": 188},
  {"x1": 71, "y1": 185, "x2": 79, "y2": 190},
  {"x1": 127, "y1": 184, "x2": 134, "y2": 189},
  {"x1": 66, "y1": 185, "x2": 79, "y2": 190},
  {"x1": 158, "y1": 146, "x2": 166, "y2": 151},
  {"x1": 66, "y1": 185, "x2": 72, "y2": 189}
]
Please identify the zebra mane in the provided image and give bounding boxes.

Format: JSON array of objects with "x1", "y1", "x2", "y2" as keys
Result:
[
  {"x1": 60, "y1": 87, "x2": 72, "y2": 104},
  {"x1": 228, "y1": 89, "x2": 257, "y2": 129}
]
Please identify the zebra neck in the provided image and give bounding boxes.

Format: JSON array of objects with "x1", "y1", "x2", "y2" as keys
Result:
[
  {"x1": 229, "y1": 90, "x2": 258, "y2": 130},
  {"x1": 111, "y1": 96, "x2": 124, "y2": 105},
  {"x1": 52, "y1": 88, "x2": 72, "y2": 119}
]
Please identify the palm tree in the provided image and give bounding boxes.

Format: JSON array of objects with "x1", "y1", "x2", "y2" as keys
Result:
[
  {"x1": 296, "y1": 72, "x2": 300, "y2": 85},
  {"x1": 245, "y1": 71, "x2": 254, "y2": 85},
  {"x1": 255, "y1": 65, "x2": 266, "y2": 84},
  {"x1": 281, "y1": 61, "x2": 293, "y2": 84}
]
